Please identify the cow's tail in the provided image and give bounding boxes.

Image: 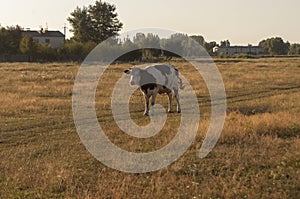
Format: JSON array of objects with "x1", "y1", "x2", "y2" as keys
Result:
[
  {"x1": 174, "y1": 67, "x2": 185, "y2": 90},
  {"x1": 178, "y1": 77, "x2": 185, "y2": 90}
]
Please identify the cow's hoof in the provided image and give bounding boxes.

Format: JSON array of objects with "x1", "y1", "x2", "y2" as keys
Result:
[
  {"x1": 177, "y1": 110, "x2": 181, "y2": 113},
  {"x1": 168, "y1": 110, "x2": 173, "y2": 113},
  {"x1": 144, "y1": 112, "x2": 149, "y2": 116}
]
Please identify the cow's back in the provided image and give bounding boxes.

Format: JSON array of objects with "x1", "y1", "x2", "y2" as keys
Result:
[{"x1": 144, "y1": 64, "x2": 178, "y2": 89}]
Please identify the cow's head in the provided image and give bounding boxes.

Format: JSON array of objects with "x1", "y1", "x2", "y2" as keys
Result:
[{"x1": 124, "y1": 67, "x2": 141, "y2": 86}]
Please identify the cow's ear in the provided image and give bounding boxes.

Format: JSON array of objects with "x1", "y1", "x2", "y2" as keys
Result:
[{"x1": 124, "y1": 69, "x2": 131, "y2": 74}]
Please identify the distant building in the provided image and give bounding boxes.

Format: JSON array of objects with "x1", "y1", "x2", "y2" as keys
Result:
[
  {"x1": 22, "y1": 28, "x2": 65, "y2": 48},
  {"x1": 213, "y1": 45, "x2": 263, "y2": 56}
]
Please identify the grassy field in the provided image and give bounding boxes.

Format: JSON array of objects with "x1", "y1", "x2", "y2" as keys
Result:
[{"x1": 0, "y1": 58, "x2": 299, "y2": 198}]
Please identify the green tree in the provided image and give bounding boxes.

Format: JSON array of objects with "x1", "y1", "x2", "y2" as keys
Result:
[
  {"x1": 161, "y1": 33, "x2": 206, "y2": 57},
  {"x1": 259, "y1": 37, "x2": 289, "y2": 55},
  {"x1": 82, "y1": 41, "x2": 97, "y2": 56},
  {"x1": 64, "y1": 40, "x2": 85, "y2": 61},
  {"x1": 67, "y1": 7, "x2": 92, "y2": 43},
  {"x1": 68, "y1": 0, "x2": 123, "y2": 43},
  {"x1": 19, "y1": 36, "x2": 37, "y2": 55},
  {"x1": 269, "y1": 37, "x2": 289, "y2": 55},
  {"x1": 0, "y1": 25, "x2": 23, "y2": 54},
  {"x1": 133, "y1": 33, "x2": 146, "y2": 46},
  {"x1": 36, "y1": 44, "x2": 57, "y2": 61},
  {"x1": 118, "y1": 38, "x2": 140, "y2": 61},
  {"x1": 161, "y1": 33, "x2": 189, "y2": 56},
  {"x1": 204, "y1": 41, "x2": 217, "y2": 54},
  {"x1": 133, "y1": 33, "x2": 161, "y2": 59},
  {"x1": 258, "y1": 39, "x2": 269, "y2": 54},
  {"x1": 220, "y1": 40, "x2": 230, "y2": 47},
  {"x1": 190, "y1": 35, "x2": 205, "y2": 47},
  {"x1": 289, "y1": 43, "x2": 300, "y2": 55}
]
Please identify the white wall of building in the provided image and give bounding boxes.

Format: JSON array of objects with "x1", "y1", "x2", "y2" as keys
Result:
[{"x1": 33, "y1": 36, "x2": 64, "y2": 48}]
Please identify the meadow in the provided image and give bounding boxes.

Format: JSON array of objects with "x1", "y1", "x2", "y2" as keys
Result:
[{"x1": 0, "y1": 58, "x2": 299, "y2": 198}]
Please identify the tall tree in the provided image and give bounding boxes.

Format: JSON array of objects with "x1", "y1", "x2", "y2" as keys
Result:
[
  {"x1": 161, "y1": 33, "x2": 189, "y2": 56},
  {"x1": 0, "y1": 25, "x2": 22, "y2": 54},
  {"x1": 68, "y1": 0, "x2": 123, "y2": 43},
  {"x1": 67, "y1": 7, "x2": 92, "y2": 43},
  {"x1": 190, "y1": 35, "x2": 205, "y2": 47},
  {"x1": 259, "y1": 37, "x2": 289, "y2": 55},
  {"x1": 258, "y1": 39, "x2": 269, "y2": 54},
  {"x1": 204, "y1": 41, "x2": 218, "y2": 54},
  {"x1": 19, "y1": 36, "x2": 37, "y2": 55},
  {"x1": 133, "y1": 33, "x2": 161, "y2": 59},
  {"x1": 289, "y1": 43, "x2": 300, "y2": 55},
  {"x1": 220, "y1": 40, "x2": 230, "y2": 47}
]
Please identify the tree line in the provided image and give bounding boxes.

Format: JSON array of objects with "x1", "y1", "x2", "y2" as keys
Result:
[
  {"x1": 0, "y1": 0, "x2": 300, "y2": 62},
  {"x1": 0, "y1": 25, "x2": 95, "y2": 62}
]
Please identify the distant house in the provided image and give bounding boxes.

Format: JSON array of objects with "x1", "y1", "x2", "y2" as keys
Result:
[
  {"x1": 22, "y1": 29, "x2": 65, "y2": 48},
  {"x1": 213, "y1": 45, "x2": 263, "y2": 56}
]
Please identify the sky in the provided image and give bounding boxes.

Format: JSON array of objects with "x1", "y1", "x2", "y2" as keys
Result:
[{"x1": 0, "y1": 0, "x2": 299, "y2": 45}]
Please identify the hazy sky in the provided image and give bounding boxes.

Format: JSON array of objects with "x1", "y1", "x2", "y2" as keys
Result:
[{"x1": 0, "y1": 0, "x2": 299, "y2": 45}]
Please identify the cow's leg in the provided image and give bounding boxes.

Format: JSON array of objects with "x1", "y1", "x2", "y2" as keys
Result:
[
  {"x1": 144, "y1": 94, "x2": 150, "y2": 116},
  {"x1": 167, "y1": 92, "x2": 173, "y2": 113},
  {"x1": 150, "y1": 91, "x2": 157, "y2": 116},
  {"x1": 174, "y1": 88, "x2": 181, "y2": 113},
  {"x1": 151, "y1": 92, "x2": 157, "y2": 107}
]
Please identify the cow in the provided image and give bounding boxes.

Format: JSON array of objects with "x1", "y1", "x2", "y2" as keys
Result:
[{"x1": 124, "y1": 64, "x2": 184, "y2": 116}]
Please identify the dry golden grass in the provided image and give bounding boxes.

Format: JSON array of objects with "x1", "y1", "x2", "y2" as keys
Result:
[{"x1": 0, "y1": 58, "x2": 299, "y2": 198}]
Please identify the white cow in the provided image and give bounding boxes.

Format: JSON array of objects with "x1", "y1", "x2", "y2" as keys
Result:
[{"x1": 124, "y1": 64, "x2": 184, "y2": 116}]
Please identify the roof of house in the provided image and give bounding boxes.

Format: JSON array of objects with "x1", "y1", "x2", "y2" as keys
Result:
[
  {"x1": 218, "y1": 45, "x2": 262, "y2": 49},
  {"x1": 22, "y1": 30, "x2": 65, "y2": 38}
]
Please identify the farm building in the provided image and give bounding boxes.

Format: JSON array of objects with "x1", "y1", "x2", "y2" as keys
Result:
[
  {"x1": 213, "y1": 45, "x2": 263, "y2": 55},
  {"x1": 22, "y1": 28, "x2": 65, "y2": 48}
]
